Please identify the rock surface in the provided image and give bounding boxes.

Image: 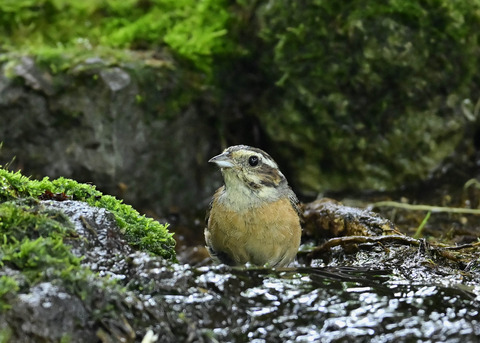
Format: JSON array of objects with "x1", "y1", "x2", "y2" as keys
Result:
[
  {"x1": 42, "y1": 200, "x2": 134, "y2": 277},
  {"x1": 0, "y1": 56, "x2": 217, "y2": 216}
]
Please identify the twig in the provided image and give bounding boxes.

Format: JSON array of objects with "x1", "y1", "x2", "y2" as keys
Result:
[
  {"x1": 442, "y1": 241, "x2": 480, "y2": 251},
  {"x1": 371, "y1": 201, "x2": 480, "y2": 215}
]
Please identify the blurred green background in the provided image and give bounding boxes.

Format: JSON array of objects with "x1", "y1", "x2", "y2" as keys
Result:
[{"x1": 1, "y1": 0, "x2": 480, "y2": 213}]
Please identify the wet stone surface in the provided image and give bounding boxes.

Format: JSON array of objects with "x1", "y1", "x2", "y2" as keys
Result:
[
  {"x1": 3, "y1": 199, "x2": 480, "y2": 342},
  {"x1": 42, "y1": 200, "x2": 134, "y2": 279}
]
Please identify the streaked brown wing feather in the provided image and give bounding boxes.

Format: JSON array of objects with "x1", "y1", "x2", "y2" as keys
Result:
[{"x1": 287, "y1": 188, "x2": 304, "y2": 225}]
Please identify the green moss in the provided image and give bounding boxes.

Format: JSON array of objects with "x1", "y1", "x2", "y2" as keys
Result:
[
  {"x1": 0, "y1": 200, "x2": 83, "y2": 308},
  {"x1": 0, "y1": 202, "x2": 81, "y2": 283},
  {"x1": 0, "y1": 276, "x2": 19, "y2": 310},
  {"x1": 0, "y1": 327, "x2": 12, "y2": 343},
  {"x1": 0, "y1": 0, "x2": 232, "y2": 74},
  {"x1": 0, "y1": 168, "x2": 176, "y2": 260}
]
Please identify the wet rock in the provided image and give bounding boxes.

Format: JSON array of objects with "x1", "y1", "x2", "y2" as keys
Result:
[
  {"x1": 0, "y1": 198, "x2": 153, "y2": 342},
  {"x1": 41, "y1": 200, "x2": 134, "y2": 277},
  {"x1": 5, "y1": 282, "x2": 96, "y2": 343},
  {"x1": 3, "y1": 261, "x2": 480, "y2": 342}
]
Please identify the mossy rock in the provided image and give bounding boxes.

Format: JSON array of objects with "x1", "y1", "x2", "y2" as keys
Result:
[
  {"x1": 0, "y1": 197, "x2": 127, "y2": 340},
  {"x1": 250, "y1": 0, "x2": 480, "y2": 192},
  {"x1": 0, "y1": 167, "x2": 176, "y2": 259},
  {"x1": 0, "y1": 167, "x2": 177, "y2": 341},
  {"x1": 0, "y1": 54, "x2": 218, "y2": 216}
]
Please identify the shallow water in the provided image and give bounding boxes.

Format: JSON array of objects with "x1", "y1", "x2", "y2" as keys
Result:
[{"x1": 151, "y1": 264, "x2": 480, "y2": 342}]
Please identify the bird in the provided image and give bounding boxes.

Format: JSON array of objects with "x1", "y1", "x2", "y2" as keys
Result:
[{"x1": 205, "y1": 145, "x2": 302, "y2": 267}]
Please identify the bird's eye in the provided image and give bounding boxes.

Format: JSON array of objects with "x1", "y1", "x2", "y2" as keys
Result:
[{"x1": 248, "y1": 155, "x2": 259, "y2": 166}]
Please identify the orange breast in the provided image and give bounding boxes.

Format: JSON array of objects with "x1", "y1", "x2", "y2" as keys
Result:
[{"x1": 205, "y1": 197, "x2": 301, "y2": 267}]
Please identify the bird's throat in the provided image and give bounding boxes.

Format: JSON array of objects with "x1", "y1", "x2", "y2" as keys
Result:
[{"x1": 220, "y1": 172, "x2": 281, "y2": 211}]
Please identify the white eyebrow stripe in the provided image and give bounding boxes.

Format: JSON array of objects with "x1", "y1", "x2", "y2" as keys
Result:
[{"x1": 261, "y1": 155, "x2": 278, "y2": 169}]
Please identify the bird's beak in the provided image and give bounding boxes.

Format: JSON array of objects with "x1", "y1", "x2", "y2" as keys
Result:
[{"x1": 208, "y1": 152, "x2": 235, "y2": 168}]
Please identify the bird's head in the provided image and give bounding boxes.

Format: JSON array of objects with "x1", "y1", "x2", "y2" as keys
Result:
[{"x1": 209, "y1": 145, "x2": 288, "y2": 201}]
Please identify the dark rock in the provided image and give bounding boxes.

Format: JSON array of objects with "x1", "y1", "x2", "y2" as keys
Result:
[
  {"x1": 0, "y1": 56, "x2": 218, "y2": 216},
  {"x1": 5, "y1": 282, "x2": 96, "y2": 343}
]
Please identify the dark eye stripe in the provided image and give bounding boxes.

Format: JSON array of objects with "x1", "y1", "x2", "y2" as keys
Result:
[
  {"x1": 257, "y1": 165, "x2": 284, "y2": 187},
  {"x1": 259, "y1": 178, "x2": 277, "y2": 188}
]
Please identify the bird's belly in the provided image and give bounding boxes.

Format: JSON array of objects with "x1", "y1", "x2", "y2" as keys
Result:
[{"x1": 206, "y1": 198, "x2": 301, "y2": 267}]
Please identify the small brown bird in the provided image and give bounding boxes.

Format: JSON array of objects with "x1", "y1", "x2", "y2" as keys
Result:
[{"x1": 205, "y1": 145, "x2": 302, "y2": 267}]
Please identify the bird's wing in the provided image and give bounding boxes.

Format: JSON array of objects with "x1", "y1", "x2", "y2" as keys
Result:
[
  {"x1": 288, "y1": 188, "x2": 304, "y2": 225},
  {"x1": 205, "y1": 185, "x2": 225, "y2": 225}
]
